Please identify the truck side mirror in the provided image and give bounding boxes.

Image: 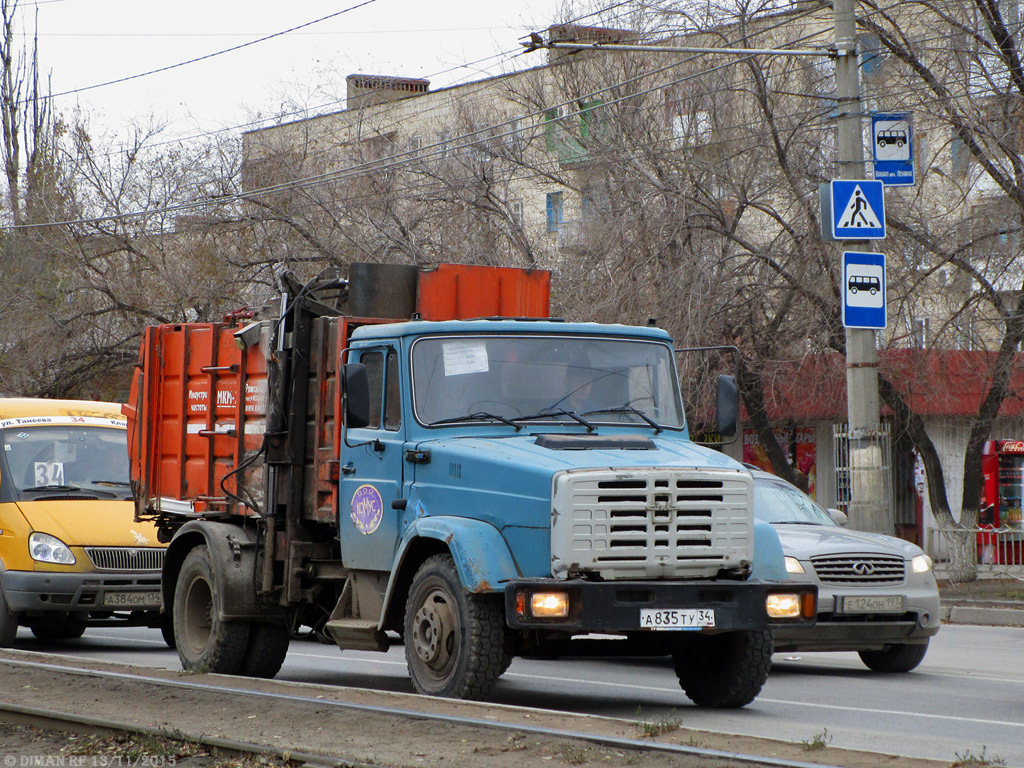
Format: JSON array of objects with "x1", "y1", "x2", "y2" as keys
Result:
[
  {"x1": 716, "y1": 374, "x2": 739, "y2": 438},
  {"x1": 343, "y1": 363, "x2": 371, "y2": 428}
]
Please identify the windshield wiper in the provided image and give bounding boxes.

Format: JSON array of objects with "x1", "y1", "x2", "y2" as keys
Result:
[
  {"x1": 580, "y1": 405, "x2": 663, "y2": 433},
  {"x1": 21, "y1": 484, "x2": 117, "y2": 498},
  {"x1": 90, "y1": 479, "x2": 132, "y2": 487},
  {"x1": 428, "y1": 412, "x2": 522, "y2": 430},
  {"x1": 515, "y1": 409, "x2": 595, "y2": 431}
]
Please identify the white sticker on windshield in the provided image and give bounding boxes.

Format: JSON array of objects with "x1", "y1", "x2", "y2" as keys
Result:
[
  {"x1": 442, "y1": 341, "x2": 489, "y2": 376},
  {"x1": 33, "y1": 461, "x2": 65, "y2": 485}
]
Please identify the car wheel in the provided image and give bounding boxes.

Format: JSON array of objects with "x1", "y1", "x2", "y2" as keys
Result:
[{"x1": 858, "y1": 640, "x2": 929, "y2": 673}]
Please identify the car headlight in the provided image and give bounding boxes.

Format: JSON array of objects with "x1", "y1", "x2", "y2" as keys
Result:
[
  {"x1": 784, "y1": 556, "x2": 805, "y2": 574},
  {"x1": 911, "y1": 554, "x2": 933, "y2": 573},
  {"x1": 29, "y1": 532, "x2": 76, "y2": 565}
]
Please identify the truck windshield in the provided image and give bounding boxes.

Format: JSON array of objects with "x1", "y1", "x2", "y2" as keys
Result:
[
  {"x1": 411, "y1": 335, "x2": 685, "y2": 429},
  {"x1": 0, "y1": 425, "x2": 131, "y2": 501}
]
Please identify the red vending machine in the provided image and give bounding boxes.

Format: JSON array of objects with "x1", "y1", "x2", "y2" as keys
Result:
[{"x1": 979, "y1": 440, "x2": 1024, "y2": 564}]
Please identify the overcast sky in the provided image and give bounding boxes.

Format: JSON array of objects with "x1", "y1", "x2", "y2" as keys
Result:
[{"x1": 21, "y1": 0, "x2": 577, "y2": 141}]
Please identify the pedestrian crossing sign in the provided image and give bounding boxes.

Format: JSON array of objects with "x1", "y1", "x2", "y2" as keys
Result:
[{"x1": 830, "y1": 180, "x2": 886, "y2": 240}]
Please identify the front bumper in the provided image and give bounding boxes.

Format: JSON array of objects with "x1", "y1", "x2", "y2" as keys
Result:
[
  {"x1": 505, "y1": 578, "x2": 816, "y2": 633},
  {"x1": 0, "y1": 570, "x2": 162, "y2": 615},
  {"x1": 772, "y1": 584, "x2": 941, "y2": 652}
]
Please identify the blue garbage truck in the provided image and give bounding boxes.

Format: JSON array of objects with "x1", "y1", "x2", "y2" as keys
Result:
[{"x1": 126, "y1": 262, "x2": 815, "y2": 707}]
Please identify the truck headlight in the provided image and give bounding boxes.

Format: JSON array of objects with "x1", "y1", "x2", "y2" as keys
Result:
[
  {"x1": 784, "y1": 556, "x2": 805, "y2": 574},
  {"x1": 530, "y1": 592, "x2": 570, "y2": 618},
  {"x1": 766, "y1": 591, "x2": 816, "y2": 619},
  {"x1": 29, "y1": 532, "x2": 76, "y2": 565},
  {"x1": 911, "y1": 554, "x2": 933, "y2": 573},
  {"x1": 766, "y1": 593, "x2": 801, "y2": 618},
  {"x1": 516, "y1": 590, "x2": 570, "y2": 619}
]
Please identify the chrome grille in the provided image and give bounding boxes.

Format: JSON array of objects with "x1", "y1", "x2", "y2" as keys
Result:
[
  {"x1": 811, "y1": 553, "x2": 905, "y2": 585},
  {"x1": 550, "y1": 467, "x2": 754, "y2": 580},
  {"x1": 86, "y1": 547, "x2": 165, "y2": 572}
]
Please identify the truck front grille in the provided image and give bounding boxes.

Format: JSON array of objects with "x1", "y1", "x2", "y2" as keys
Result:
[
  {"x1": 86, "y1": 547, "x2": 166, "y2": 572},
  {"x1": 550, "y1": 468, "x2": 754, "y2": 579},
  {"x1": 811, "y1": 553, "x2": 905, "y2": 585}
]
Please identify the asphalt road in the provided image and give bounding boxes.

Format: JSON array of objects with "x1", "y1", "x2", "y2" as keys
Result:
[{"x1": 14, "y1": 622, "x2": 1024, "y2": 767}]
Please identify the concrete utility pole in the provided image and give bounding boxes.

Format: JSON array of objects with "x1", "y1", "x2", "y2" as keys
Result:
[{"x1": 833, "y1": 0, "x2": 890, "y2": 534}]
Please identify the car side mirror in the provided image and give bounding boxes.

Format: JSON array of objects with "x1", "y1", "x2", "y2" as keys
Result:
[
  {"x1": 716, "y1": 374, "x2": 739, "y2": 438},
  {"x1": 827, "y1": 508, "x2": 848, "y2": 526},
  {"x1": 343, "y1": 363, "x2": 370, "y2": 428}
]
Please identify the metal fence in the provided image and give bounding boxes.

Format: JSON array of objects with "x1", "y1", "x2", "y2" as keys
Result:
[
  {"x1": 928, "y1": 525, "x2": 1024, "y2": 580},
  {"x1": 833, "y1": 423, "x2": 894, "y2": 532}
]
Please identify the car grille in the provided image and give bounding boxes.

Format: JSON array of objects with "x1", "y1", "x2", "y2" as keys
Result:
[
  {"x1": 85, "y1": 547, "x2": 165, "y2": 572},
  {"x1": 811, "y1": 553, "x2": 905, "y2": 585},
  {"x1": 550, "y1": 467, "x2": 754, "y2": 579}
]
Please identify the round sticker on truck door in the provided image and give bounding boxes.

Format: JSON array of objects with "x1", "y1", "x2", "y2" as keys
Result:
[{"x1": 350, "y1": 484, "x2": 384, "y2": 535}]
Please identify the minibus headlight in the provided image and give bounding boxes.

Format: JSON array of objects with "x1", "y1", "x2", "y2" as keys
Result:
[{"x1": 29, "y1": 532, "x2": 76, "y2": 565}]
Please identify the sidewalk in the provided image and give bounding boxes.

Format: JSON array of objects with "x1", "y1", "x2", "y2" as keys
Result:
[{"x1": 942, "y1": 599, "x2": 1024, "y2": 627}]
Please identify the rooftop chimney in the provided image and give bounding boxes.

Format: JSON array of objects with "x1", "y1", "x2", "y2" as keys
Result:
[
  {"x1": 546, "y1": 24, "x2": 635, "y2": 64},
  {"x1": 346, "y1": 74, "x2": 430, "y2": 109}
]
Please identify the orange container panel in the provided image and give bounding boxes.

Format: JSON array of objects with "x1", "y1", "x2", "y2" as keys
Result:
[
  {"x1": 417, "y1": 264, "x2": 550, "y2": 320},
  {"x1": 127, "y1": 322, "x2": 271, "y2": 518}
]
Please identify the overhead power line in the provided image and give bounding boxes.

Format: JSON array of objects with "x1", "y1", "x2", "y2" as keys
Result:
[{"x1": 38, "y1": 0, "x2": 378, "y2": 103}]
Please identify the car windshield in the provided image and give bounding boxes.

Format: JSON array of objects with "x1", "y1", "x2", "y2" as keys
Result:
[
  {"x1": 0, "y1": 425, "x2": 131, "y2": 500},
  {"x1": 753, "y1": 478, "x2": 838, "y2": 526},
  {"x1": 411, "y1": 335, "x2": 685, "y2": 429}
]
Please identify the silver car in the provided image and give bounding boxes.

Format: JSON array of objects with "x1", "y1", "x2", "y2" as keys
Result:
[{"x1": 751, "y1": 468, "x2": 940, "y2": 672}]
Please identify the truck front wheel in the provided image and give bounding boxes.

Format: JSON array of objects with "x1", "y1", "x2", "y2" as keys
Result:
[
  {"x1": 404, "y1": 554, "x2": 507, "y2": 699},
  {"x1": 173, "y1": 545, "x2": 250, "y2": 674},
  {"x1": 672, "y1": 629, "x2": 773, "y2": 708}
]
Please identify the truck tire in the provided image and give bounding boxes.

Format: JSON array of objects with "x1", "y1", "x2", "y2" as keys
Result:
[
  {"x1": 673, "y1": 629, "x2": 773, "y2": 708},
  {"x1": 858, "y1": 640, "x2": 928, "y2": 673},
  {"x1": 0, "y1": 586, "x2": 18, "y2": 647},
  {"x1": 404, "y1": 554, "x2": 507, "y2": 699},
  {"x1": 173, "y1": 545, "x2": 250, "y2": 674},
  {"x1": 238, "y1": 622, "x2": 290, "y2": 679},
  {"x1": 160, "y1": 615, "x2": 176, "y2": 649}
]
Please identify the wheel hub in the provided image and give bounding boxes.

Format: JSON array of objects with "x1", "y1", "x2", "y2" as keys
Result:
[{"x1": 412, "y1": 591, "x2": 454, "y2": 669}]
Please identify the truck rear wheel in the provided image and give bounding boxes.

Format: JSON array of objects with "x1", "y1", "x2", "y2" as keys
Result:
[
  {"x1": 672, "y1": 629, "x2": 773, "y2": 708},
  {"x1": 239, "y1": 622, "x2": 291, "y2": 678},
  {"x1": 404, "y1": 554, "x2": 506, "y2": 699},
  {"x1": 174, "y1": 545, "x2": 250, "y2": 674}
]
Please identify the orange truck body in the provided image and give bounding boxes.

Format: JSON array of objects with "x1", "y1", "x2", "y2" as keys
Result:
[{"x1": 124, "y1": 264, "x2": 550, "y2": 523}]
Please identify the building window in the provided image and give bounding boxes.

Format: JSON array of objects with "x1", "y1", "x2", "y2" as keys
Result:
[
  {"x1": 859, "y1": 34, "x2": 885, "y2": 76},
  {"x1": 510, "y1": 200, "x2": 524, "y2": 228},
  {"x1": 951, "y1": 131, "x2": 969, "y2": 176},
  {"x1": 546, "y1": 191, "x2": 564, "y2": 233}
]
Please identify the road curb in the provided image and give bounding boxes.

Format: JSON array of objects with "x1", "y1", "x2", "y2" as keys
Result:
[{"x1": 942, "y1": 604, "x2": 1024, "y2": 627}]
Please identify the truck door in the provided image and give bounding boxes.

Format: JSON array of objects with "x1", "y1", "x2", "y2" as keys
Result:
[{"x1": 339, "y1": 346, "x2": 405, "y2": 570}]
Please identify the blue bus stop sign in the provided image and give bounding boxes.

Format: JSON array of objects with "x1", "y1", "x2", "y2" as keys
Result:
[
  {"x1": 842, "y1": 251, "x2": 887, "y2": 329},
  {"x1": 831, "y1": 180, "x2": 886, "y2": 240}
]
